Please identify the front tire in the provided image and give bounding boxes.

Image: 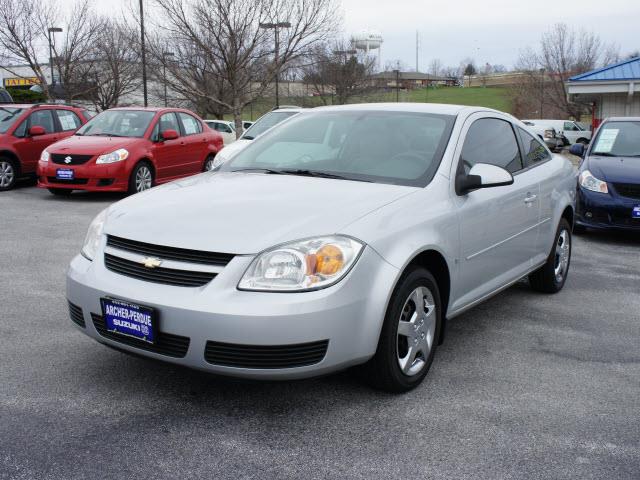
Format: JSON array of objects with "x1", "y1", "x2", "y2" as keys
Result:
[
  {"x1": 529, "y1": 218, "x2": 572, "y2": 293},
  {"x1": 0, "y1": 157, "x2": 18, "y2": 191},
  {"x1": 360, "y1": 267, "x2": 441, "y2": 392},
  {"x1": 203, "y1": 155, "x2": 216, "y2": 172},
  {"x1": 128, "y1": 162, "x2": 154, "y2": 195}
]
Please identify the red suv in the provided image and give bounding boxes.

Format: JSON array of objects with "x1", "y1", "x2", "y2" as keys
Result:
[
  {"x1": 37, "y1": 107, "x2": 224, "y2": 195},
  {"x1": 0, "y1": 104, "x2": 90, "y2": 191}
]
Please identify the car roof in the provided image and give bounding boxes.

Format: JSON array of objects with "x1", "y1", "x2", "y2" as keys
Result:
[
  {"x1": 603, "y1": 117, "x2": 640, "y2": 122},
  {"x1": 310, "y1": 103, "x2": 497, "y2": 116},
  {"x1": 2, "y1": 104, "x2": 79, "y2": 109}
]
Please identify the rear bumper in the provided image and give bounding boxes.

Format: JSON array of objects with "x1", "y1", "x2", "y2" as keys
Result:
[
  {"x1": 36, "y1": 160, "x2": 129, "y2": 191},
  {"x1": 576, "y1": 186, "x2": 640, "y2": 230}
]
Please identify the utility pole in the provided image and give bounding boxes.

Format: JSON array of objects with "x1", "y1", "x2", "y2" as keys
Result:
[
  {"x1": 539, "y1": 68, "x2": 545, "y2": 118},
  {"x1": 139, "y1": 0, "x2": 148, "y2": 107},
  {"x1": 394, "y1": 69, "x2": 400, "y2": 102},
  {"x1": 162, "y1": 52, "x2": 174, "y2": 107},
  {"x1": 416, "y1": 30, "x2": 419, "y2": 73},
  {"x1": 260, "y1": 21, "x2": 291, "y2": 109},
  {"x1": 47, "y1": 27, "x2": 62, "y2": 88}
]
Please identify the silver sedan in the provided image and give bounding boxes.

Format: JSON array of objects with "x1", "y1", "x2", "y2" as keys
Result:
[{"x1": 67, "y1": 104, "x2": 576, "y2": 392}]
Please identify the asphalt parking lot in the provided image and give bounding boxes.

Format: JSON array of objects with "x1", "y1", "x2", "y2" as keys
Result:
[{"x1": 1, "y1": 182, "x2": 639, "y2": 480}]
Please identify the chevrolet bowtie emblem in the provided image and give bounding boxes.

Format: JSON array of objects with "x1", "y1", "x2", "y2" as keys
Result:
[
  {"x1": 64, "y1": 156, "x2": 72, "y2": 164},
  {"x1": 142, "y1": 257, "x2": 163, "y2": 269}
]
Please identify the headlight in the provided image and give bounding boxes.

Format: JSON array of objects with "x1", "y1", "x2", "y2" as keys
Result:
[
  {"x1": 40, "y1": 149, "x2": 50, "y2": 162},
  {"x1": 96, "y1": 148, "x2": 129, "y2": 165},
  {"x1": 544, "y1": 129, "x2": 554, "y2": 139},
  {"x1": 579, "y1": 169, "x2": 608, "y2": 194},
  {"x1": 238, "y1": 236, "x2": 364, "y2": 292},
  {"x1": 81, "y1": 209, "x2": 108, "y2": 260}
]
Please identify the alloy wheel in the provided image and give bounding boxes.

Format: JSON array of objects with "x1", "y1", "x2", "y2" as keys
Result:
[
  {"x1": 554, "y1": 228, "x2": 570, "y2": 283},
  {"x1": 396, "y1": 286, "x2": 437, "y2": 376},
  {"x1": 135, "y1": 166, "x2": 152, "y2": 192},
  {"x1": 0, "y1": 160, "x2": 15, "y2": 188},
  {"x1": 204, "y1": 158, "x2": 215, "y2": 171}
]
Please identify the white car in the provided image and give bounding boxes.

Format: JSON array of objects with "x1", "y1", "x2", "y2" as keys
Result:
[
  {"x1": 67, "y1": 103, "x2": 576, "y2": 392},
  {"x1": 204, "y1": 120, "x2": 236, "y2": 146},
  {"x1": 211, "y1": 108, "x2": 303, "y2": 169},
  {"x1": 522, "y1": 121, "x2": 563, "y2": 151},
  {"x1": 523, "y1": 119, "x2": 592, "y2": 146}
]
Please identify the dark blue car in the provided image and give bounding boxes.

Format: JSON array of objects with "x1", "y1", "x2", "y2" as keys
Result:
[{"x1": 570, "y1": 117, "x2": 640, "y2": 232}]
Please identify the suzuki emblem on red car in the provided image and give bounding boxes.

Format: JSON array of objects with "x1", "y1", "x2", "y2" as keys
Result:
[{"x1": 64, "y1": 156, "x2": 72, "y2": 164}]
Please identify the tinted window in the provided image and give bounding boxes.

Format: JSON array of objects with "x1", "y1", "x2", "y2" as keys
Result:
[
  {"x1": 56, "y1": 110, "x2": 82, "y2": 131},
  {"x1": 460, "y1": 118, "x2": 522, "y2": 174},
  {"x1": 0, "y1": 107, "x2": 24, "y2": 133},
  {"x1": 564, "y1": 122, "x2": 578, "y2": 131},
  {"x1": 242, "y1": 111, "x2": 297, "y2": 139},
  {"x1": 29, "y1": 109, "x2": 55, "y2": 133},
  {"x1": 518, "y1": 127, "x2": 551, "y2": 166},
  {"x1": 178, "y1": 113, "x2": 201, "y2": 135},
  {"x1": 225, "y1": 111, "x2": 456, "y2": 187}
]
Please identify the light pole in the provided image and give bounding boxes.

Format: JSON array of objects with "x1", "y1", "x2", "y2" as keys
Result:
[
  {"x1": 539, "y1": 68, "x2": 545, "y2": 118},
  {"x1": 162, "y1": 52, "x2": 174, "y2": 107},
  {"x1": 394, "y1": 69, "x2": 400, "y2": 102},
  {"x1": 139, "y1": 0, "x2": 148, "y2": 107},
  {"x1": 259, "y1": 21, "x2": 291, "y2": 109},
  {"x1": 332, "y1": 49, "x2": 357, "y2": 105},
  {"x1": 47, "y1": 27, "x2": 62, "y2": 87}
]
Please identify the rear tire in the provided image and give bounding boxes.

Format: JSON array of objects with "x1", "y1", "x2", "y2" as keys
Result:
[
  {"x1": 128, "y1": 162, "x2": 154, "y2": 195},
  {"x1": 359, "y1": 267, "x2": 441, "y2": 392},
  {"x1": 577, "y1": 138, "x2": 589, "y2": 145},
  {"x1": 529, "y1": 218, "x2": 572, "y2": 293},
  {"x1": 48, "y1": 188, "x2": 73, "y2": 196},
  {"x1": 0, "y1": 157, "x2": 18, "y2": 191}
]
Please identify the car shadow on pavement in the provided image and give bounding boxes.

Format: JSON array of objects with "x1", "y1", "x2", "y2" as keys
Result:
[{"x1": 574, "y1": 228, "x2": 640, "y2": 245}]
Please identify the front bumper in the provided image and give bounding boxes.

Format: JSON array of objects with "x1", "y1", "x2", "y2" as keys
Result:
[
  {"x1": 66, "y1": 245, "x2": 398, "y2": 380},
  {"x1": 576, "y1": 186, "x2": 640, "y2": 231},
  {"x1": 37, "y1": 160, "x2": 129, "y2": 192}
]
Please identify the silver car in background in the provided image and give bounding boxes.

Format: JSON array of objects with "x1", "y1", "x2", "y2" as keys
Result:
[{"x1": 67, "y1": 104, "x2": 576, "y2": 392}]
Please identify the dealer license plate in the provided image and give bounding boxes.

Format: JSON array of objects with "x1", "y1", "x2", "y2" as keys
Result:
[
  {"x1": 101, "y1": 297, "x2": 156, "y2": 344},
  {"x1": 633, "y1": 206, "x2": 640, "y2": 219},
  {"x1": 56, "y1": 168, "x2": 74, "y2": 180}
]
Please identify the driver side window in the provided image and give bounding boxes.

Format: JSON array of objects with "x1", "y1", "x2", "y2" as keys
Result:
[{"x1": 460, "y1": 118, "x2": 523, "y2": 174}]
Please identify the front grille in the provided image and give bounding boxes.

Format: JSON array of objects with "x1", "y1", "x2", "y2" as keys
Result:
[
  {"x1": 613, "y1": 183, "x2": 640, "y2": 200},
  {"x1": 104, "y1": 253, "x2": 217, "y2": 287},
  {"x1": 610, "y1": 215, "x2": 640, "y2": 228},
  {"x1": 48, "y1": 177, "x2": 89, "y2": 185},
  {"x1": 91, "y1": 313, "x2": 190, "y2": 358},
  {"x1": 51, "y1": 154, "x2": 93, "y2": 165},
  {"x1": 204, "y1": 340, "x2": 329, "y2": 369},
  {"x1": 68, "y1": 301, "x2": 85, "y2": 327},
  {"x1": 107, "y1": 235, "x2": 234, "y2": 267}
]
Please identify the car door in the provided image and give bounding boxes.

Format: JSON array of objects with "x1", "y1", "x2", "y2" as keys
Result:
[
  {"x1": 177, "y1": 112, "x2": 208, "y2": 175},
  {"x1": 149, "y1": 112, "x2": 184, "y2": 181},
  {"x1": 12, "y1": 109, "x2": 59, "y2": 173},
  {"x1": 563, "y1": 121, "x2": 580, "y2": 144},
  {"x1": 452, "y1": 115, "x2": 541, "y2": 308}
]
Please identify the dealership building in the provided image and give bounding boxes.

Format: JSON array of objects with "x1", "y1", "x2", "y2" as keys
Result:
[{"x1": 566, "y1": 56, "x2": 640, "y2": 128}]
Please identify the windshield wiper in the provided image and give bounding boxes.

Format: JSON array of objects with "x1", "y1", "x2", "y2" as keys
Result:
[
  {"x1": 241, "y1": 135, "x2": 255, "y2": 140},
  {"x1": 90, "y1": 133, "x2": 126, "y2": 137},
  {"x1": 591, "y1": 152, "x2": 617, "y2": 157},
  {"x1": 279, "y1": 169, "x2": 370, "y2": 182},
  {"x1": 231, "y1": 168, "x2": 285, "y2": 175}
]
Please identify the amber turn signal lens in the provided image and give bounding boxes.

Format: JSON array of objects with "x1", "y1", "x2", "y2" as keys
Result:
[{"x1": 314, "y1": 244, "x2": 344, "y2": 276}]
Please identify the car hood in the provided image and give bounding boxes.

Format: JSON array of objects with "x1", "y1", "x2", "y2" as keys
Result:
[
  {"x1": 587, "y1": 155, "x2": 640, "y2": 183},
  {"x1": 105, "y1": 172, "x2": 417, "y2": 254},
  {"x1": 47, "y1": 135, "x2": 144, "y2": 155},
  {"x1": 218, "y1": 138, "x2": 251, "y2": 160}
]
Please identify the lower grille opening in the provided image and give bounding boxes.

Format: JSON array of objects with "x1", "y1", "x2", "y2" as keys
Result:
[
  {"x1": 48, "y1": 177, "x2": 89, "y2": 185},
  {"x1": 91, "y1": 313, "x2": 190, "y2": 358},
  {"x1": 97, "y1": 178, "x2": 115, "y2": 186},
  {"x1": 204, "y1": 340, "x2": 329, "y2": 369},
  {"x1": 68, "y1": 301, "x2": 85, "y2": 327}
]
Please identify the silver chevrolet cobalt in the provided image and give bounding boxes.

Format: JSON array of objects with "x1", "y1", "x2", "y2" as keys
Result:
[{"x1": 67, "y1": 104, "x2": 576, "y2": 392}]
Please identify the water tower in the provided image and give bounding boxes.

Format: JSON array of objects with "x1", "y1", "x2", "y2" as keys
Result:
[{"x1": 352, "y1": 30, "x2": 383, "y2": 71}]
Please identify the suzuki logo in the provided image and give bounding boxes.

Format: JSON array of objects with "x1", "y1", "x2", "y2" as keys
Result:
[
  {"x1": 142, "y1": 257, "x2": 163, "y2": 269},
  {"x1": 64, "y1": 156, "x2": 72, "y2": 164}
]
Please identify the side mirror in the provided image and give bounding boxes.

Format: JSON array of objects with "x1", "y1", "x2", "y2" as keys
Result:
[
  {"x1": 28, "y1": 125, "x2": 46, "y2": 136},
  {"x1": 161, "y1": 129, "x2": 179, "y2": 141},
  {"x1": 456, "y1": 163, "x2": 514, "y2": 195},
  {"x1": 569, "y1": 143, "x2": 585, "y2": 158}
]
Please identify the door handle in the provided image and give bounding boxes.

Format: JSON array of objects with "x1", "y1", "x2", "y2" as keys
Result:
[{"x1": 524, "y1": 193, "x2": 537, "y2": 204}]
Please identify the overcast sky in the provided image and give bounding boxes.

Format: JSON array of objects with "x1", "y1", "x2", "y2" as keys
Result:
[{"x1": 90, "y1": 0, "x2": 640, "y2": 71}]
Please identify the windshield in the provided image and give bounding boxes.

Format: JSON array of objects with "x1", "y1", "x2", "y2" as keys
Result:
[
  {"x1": 223, "y1": 110, "x2": 456, "y2": 187},
  {"x1": 76, "y1": 110, "x2": 155, "y2": 138},
  {"x1": 592, "y1": 121, "x2": 640, "y2": 157},
  {"x1": 0, "y1": 107, "x2": 24, "y2": 133},
  {"x1": 242, "y1": 111, "x2": 298, "y2": 139}
]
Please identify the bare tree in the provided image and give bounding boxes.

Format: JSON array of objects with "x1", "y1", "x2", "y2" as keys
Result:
[
  {"x1": 152, "y1": 0, "x2": 338, "y2": 135},
  {"x1": 51, "y1": 0, "x2": 102, "y2": 102},
  {"x1": 302, "y1": 40, "x2": 374, "y2": 105},
  {"x1": 91, "y1": 19, "x2": 142, "y2": 110},
  {"x1": 513, "y1": 23, "x2": 619, "y2": 119},
  {"x1": 428, "y1": 58, "x2": 442, "y2": 77},
  {"x1": 0, "y1": 0, "x2": 57, "y2": 99}
]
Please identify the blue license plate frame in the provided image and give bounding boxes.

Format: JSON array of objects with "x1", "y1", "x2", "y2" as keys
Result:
[
  {"x1": 101, "y1": 297, "x2": 156, "y2": 344},
  {"x1": 633, "y1": 206, "x2": 640, "y2": 219},
  {"x1": 56, "y1": 168, "x2": 74, "y2": 180}
]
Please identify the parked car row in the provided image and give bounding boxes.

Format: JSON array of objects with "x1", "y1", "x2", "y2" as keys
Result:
[{"x1": 522, "y1": 118, "x2": 593, "y2": 152}]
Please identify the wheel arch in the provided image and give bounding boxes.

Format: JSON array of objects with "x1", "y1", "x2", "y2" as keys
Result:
[
  {"x1": 0, "y1": 150, "x2": 21, "y2": 174},
  {"x1": 561, "y1": 204, "x2": 574, "y2": 229}
]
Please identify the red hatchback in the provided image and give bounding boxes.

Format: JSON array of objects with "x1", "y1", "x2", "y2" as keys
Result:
[
  {"x1": 0, "y1": 104, "x2": 90, "y2": 191},
  {"x1": 37, "y1": 107, "x2": 223, "y2": 195}
]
